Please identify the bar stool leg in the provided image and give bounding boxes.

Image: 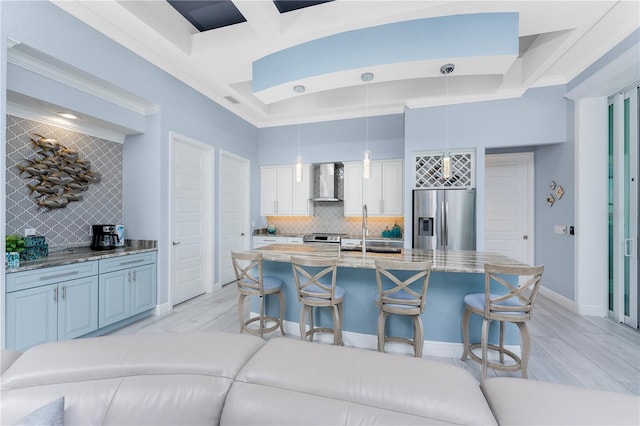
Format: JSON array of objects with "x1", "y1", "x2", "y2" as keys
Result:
[
  {"x1": 518, "y1": 322, "x2": 531, "y2": 379},
  {"x1": 461, "y1": 308, "x2": 471, "y2": 360},
  {"x1": 499, "y1": 321, "x2": 505, "y2": 364},
  {"x1": 413, "y1": 315, "x2": 424, "y2": 358},
  {"x1": 481, "y1": 317, "x2": 491, "y2": 380},
  {"x1": 278, "y1": 291, "x2": 286, "y2": 336},
  {"x1": 377, "y1": 311, "x2": 387, "y2": 352},
  {"x1": 238, "y1": 293, "x2": 246, "y2": 333}
]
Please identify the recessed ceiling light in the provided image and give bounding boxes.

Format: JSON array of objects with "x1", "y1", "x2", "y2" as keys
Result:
[{"x1": 57, "y1": 112, "x2": 78, "y2": 120}]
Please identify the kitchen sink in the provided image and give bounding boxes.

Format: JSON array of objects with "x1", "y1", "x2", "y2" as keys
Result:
[{"x1": 341, "y1": 246, "x2": 402, "y2": 254}]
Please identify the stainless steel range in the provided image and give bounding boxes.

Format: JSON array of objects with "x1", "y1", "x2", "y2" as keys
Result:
[{"x1": 303, "y1": 233, "x2": 345, "y2": 244}]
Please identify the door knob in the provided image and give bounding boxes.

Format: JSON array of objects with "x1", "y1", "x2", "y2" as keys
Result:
[
  {"x1": 173, "y1": 241, "x2": 181, "y2": 246},
  {"x1": 241, "y1": 232, "x2": 245, "y2": 236}
]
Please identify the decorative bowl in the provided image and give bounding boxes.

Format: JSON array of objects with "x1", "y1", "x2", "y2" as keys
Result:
[{"x1": 266, "y1": 226, "x2": 277, "y2": 234}]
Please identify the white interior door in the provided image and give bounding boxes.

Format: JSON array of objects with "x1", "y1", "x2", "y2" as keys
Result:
[
  {"x1": 170, "y1": 133, "x2": 213, "y2": 305},
  {"x1": 484, "y1": 153, "x2": 534, "y2": 264},
  {"x1": 219, "y1": 151, "x2": 250, "y2": 285}
]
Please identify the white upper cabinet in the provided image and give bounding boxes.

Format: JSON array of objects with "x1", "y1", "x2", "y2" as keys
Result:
[
  {"x1": 343, "y1": 159, "x2": 404, "y2": 216},
  {"x1": 260, "y1": 165, "x2": 313, "y2": 216}
]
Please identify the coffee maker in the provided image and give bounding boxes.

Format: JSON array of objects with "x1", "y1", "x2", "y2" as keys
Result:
[{"x1": 91, "y1": 224, "x2": 120, "y2": 250}]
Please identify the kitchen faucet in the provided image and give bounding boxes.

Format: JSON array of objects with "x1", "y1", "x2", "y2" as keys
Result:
[{"x1": 362, "y1": 204, "x2": 368, "y2": 256}]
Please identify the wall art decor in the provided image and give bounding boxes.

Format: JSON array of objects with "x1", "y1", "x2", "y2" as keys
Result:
[
  {"x1": 17, "y1": 133, "x2": 101, "y2": 211},
  {"x1": 546, "y1": 194, "x2": 555, "y2": 207}
]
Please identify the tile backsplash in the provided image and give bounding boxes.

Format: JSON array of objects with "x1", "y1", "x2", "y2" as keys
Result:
[
  {"x1": 265, "y1": 202, "x2": 404, "y2": 238},
  {"x1": 5, "y1": 115, "x2": 123, "y2": 247}
]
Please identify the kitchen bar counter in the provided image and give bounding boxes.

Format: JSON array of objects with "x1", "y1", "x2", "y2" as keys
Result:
[
  {"x1": 254, "y1": 244, "x2": 527, "y2": 272},
  {"x1": 251, "y1": 244, "x2": 528, "y2": 356},
  {"x1": 5, "y1": 240, "x2": 157, "y2": 273}
]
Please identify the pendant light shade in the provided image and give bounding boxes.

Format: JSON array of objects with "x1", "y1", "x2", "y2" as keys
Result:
[
  {"x1": 440, "y1": 63, "x2": 454, "y2": 180},
  {"x1": 294, "y1": 84, "x2": 305, "y2": 182},
  {"x1": 442, "y1": 152, "x2": 452, "y2": 179},
  {"x1": 363, "y1": 150, "x2": 371, "y2": 179},
  {"x1": 362, "y1": 72, "x2": 373, "y2": 179}
]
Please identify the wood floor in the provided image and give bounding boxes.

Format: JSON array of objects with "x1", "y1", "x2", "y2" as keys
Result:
[{"x1": 109, "y1": 283, "x2": 640, "y2": 396}]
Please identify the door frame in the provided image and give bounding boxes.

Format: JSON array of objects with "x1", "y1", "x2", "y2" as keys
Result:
[
  {"x1": 218, "y1": 150, "x2": 251, "y2": 288},
  {"x1": 484, "y1": 152, "x2": 535, "y2": 266},
  {"x1": 168, "y1": 131, "x2": 215, "y2": 306}
]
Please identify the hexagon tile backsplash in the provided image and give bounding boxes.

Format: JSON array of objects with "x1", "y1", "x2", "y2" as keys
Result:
[{"x1": 6, "y1": 115, "x2": 123, "y2": 247}]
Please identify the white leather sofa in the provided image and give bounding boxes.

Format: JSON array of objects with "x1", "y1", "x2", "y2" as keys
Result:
[{"x1": 1, "y1": 332, "x2": 638, "y2": 425}]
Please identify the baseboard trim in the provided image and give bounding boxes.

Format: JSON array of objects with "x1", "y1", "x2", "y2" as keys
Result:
[
  {"x1": 153, "y1": 302, "x2": 172, "y2": 316},
  {"x1": 539, "y1": 286, "x2": 575, "y2": 313},
  {"x1": 259, "y1": 316, "x2": 520, "y2": 359}
]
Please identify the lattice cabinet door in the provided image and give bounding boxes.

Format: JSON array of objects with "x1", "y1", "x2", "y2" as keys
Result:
[{"x1": 414, "y1": 151, "x2": 475, "y2": 189}]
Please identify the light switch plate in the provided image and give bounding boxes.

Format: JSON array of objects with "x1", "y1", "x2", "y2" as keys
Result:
[
  {"x1": 554, "y1": 225, "x2": 567, "y2": 235},
  {"x1": 24, "y1": 228, "x2": 36, "y2": 236}
]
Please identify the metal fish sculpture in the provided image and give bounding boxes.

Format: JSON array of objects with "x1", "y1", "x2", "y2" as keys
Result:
[
  {"x1": 31, "y1": 134, "x2": 59, "y2": 151},
  {"x1": 59, "y1": 148, "x2": 78, "y2": 162},
  {"x1": 42, "y1": 171, "x2": 74, "y2": 186},
  {"x1": 16, "y1": 163, "x2": 50, "y2": 176},
  {"x1": 66, "y1": 181, "x2": 89, "y2": 191},
  {"x1": 80, "y1": 171, "x2": 101, "y2": 183},
  {"x1": 61, "y1": 163, "x2": 84, "y2": 174},
  {"x1": 36, "y1": 195, "x2": 69, "y2": 210},
  {"x1": 74, "y1": 159, "x2": 91, "y2": 169},
  {"x1": 27, "y1": 183, "x2": 62, "y2": 196},
  {"x1": 61, "y1": 191, "x2": 83, "y2": 202},
  {"x1": 19, "y1": 134, "x2": 101, "y2": 211}
]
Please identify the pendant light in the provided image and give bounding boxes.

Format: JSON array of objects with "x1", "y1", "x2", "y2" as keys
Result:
[
  {"x1": 440, "y1": 63, "x2": 454, "y2": 180},
  {"x1": 293, "y1": 84, "x2": 305, "y2": 182},
  {"x1": 361, "y1": 72, "x2": 373, "y2": 179}
]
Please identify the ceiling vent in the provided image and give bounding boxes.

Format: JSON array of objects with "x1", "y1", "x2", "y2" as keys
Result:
[{"x1": 224, "y1": 96, "x2": 240, "y2": 104}]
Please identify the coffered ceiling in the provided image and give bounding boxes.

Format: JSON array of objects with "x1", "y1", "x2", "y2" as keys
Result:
[{"x1": 52, "y1": 1, "x2": 639, "y2": 128}]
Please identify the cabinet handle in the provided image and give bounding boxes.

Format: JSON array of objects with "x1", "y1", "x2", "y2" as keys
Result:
[
  {"x1": 62, "y1": 285, "x2": 66, "y2": 300},
  {"x1": 39, "y1": 271, "x2": 79, "y2": 281},
  {"x1": 119, "y1": 259, "x2": 144, "y2": 266},
  {"x1": 53, "y1": 287, "x2": 58, "y2": 302},
  {"x1": 133, "y1": 271, "x2": 137, "y2": 282}
]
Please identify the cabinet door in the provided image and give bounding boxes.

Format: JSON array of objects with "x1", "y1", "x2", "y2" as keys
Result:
[
  {"x1": 98, "y1": 269, "x2": 130, "y2": 328},
  {"x1": 343, "y1": 162, "x2": 363, "y2": 216},
  {"x1": 381, "y1": 160, "x2": 404, "y2": 215},
  {"x1": 58, "y1": 276, "x2": 99, "y2": 341},
  {"x1": 6, "y1": 284, "x2": 57, "y2": 351},
  {"x1": 130, "y1": 264, "x2": 157, "y2": 316},
  {"x1": 364, "y1": 161, "x2": 383, "y2": 215},
  {"x1": 260, "y1": 167, "x2": 278, "y2": 215},
  {"x1": 275, "y1": 167, "x2": 294, "y2": 214},
  {"x1": 292, "y1": 164, "x2": 312, "y2": 215}
]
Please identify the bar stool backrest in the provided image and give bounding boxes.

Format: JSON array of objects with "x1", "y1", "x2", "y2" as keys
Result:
[
  {"x1": 291, "y1": 256, "x2": 338, "y2": 303},
  {"x1": 484, "y1": 263, "x2": 545, "y2": 321},
  {"x1": 231, "y1": 251, "x2": 264, "y2": 294},
  {"x1": 375, "y1": 259, "x2": 432, "y2": 314}
]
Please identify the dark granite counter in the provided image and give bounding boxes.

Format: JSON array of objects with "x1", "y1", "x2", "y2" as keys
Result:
[{"x1": 6, "y1": 240, "x2": 158, "y2": 273}]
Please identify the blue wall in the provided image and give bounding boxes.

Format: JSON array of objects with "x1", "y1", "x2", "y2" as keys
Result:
[
  {"x1": 258, "y1": 114, "x2": 405, "y2": 165},
  {"x1": 2, "y1": 1, "x2": 259, "y2": 305}
]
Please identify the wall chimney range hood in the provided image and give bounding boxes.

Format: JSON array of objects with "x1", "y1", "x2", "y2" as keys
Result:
[{"x1": 312, "y1": 163, "x2": 341, "y2": 202}]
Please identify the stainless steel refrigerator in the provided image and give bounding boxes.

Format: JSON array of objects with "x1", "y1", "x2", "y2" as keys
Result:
[{"x1": 413, "y1": 188, "x2": 476, "y2": 250}]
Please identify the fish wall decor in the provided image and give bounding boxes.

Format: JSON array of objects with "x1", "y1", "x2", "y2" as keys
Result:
[{"x1": 17, "y1": 134, "x2": 102, "y2": 211}]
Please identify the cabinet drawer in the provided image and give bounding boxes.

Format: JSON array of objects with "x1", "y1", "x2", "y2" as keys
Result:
[
  {"x1": 286, "y1": 237, "x2": 304, "y2": 245},
  {"x1": 99, "y1": 251, "x2": 157, "y2": 274},
  {"x1": 6, "y1": 261, "x2": 99, "y2": 293}
]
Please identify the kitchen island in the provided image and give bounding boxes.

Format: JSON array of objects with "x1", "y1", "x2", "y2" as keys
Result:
[{"x1": 251, "y1": 244, "x2": 529, "y2": 357}]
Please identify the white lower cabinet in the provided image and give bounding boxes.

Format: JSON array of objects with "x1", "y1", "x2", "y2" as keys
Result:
[
  {"x1": 5, "y1": 261, "x2": 99, "y2": 351},
  {"x1": 98, "y1": 252, "x2": 157, "y2": 328},
  {"x1": 252, "y1": 236, "x2": 304, "y2": 248}
]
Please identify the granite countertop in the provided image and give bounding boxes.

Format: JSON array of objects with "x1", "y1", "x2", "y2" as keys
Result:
[
  {"x1": 6, "y1": 240, "x2": 158, "y2": 273},
  {"x1": 252, "y1": 244, "x2": 529, "y2": 273}
]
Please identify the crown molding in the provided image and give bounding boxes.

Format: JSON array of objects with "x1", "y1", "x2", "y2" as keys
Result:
[{"x1": 7, "y1": 44, "x2": 159, "y2": 116}]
